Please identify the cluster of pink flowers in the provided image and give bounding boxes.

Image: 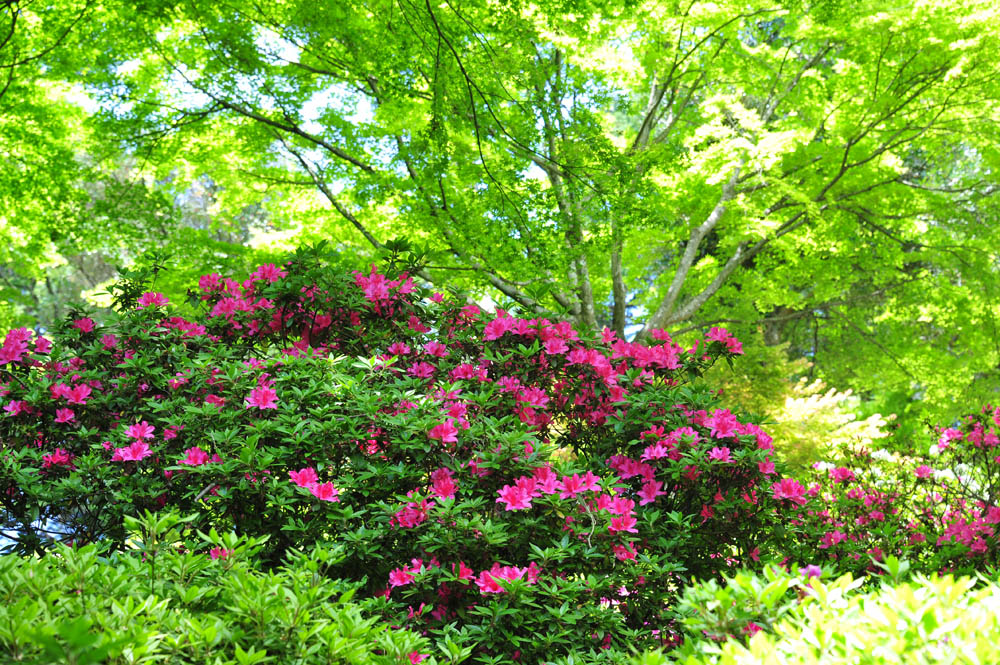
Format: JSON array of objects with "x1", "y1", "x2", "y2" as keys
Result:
[
  {"x1": 353, "y1": 264, "x2": 415, "y2": 305},
  {"x1": 288, "y1": 466, "x2": 340, "y2": 502},
  {"x1": 0, "y1": 328, "x2": 33, "y2": 366},
  {"x1": 111, "y1": 420, "x2": 156, "y2": 462},
  {"x1": 41, "y1": 448, "x2": 75, "y2": 470},
  {"x1": 0, "y1": 258, "x2": 783, "y2": 660},
  {"x1": 177, "y1": 446, "x2": 222, "y2": 466},
  {"x1": 245, "y1": 383, "x2": 278, "y2": 410},
  {"x1": 387, "y1": 557, "x2": 539, "y2": 596},
  {"x1": 705, "y1": 326, "x2": 744, "y2": 355},
  {"x1": 137, "y1": 292, "x2": 170, "y2": 309}
]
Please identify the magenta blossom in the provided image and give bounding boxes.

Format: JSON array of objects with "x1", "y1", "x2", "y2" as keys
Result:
[
  {"x1": 771, "y1": 478, "x2": 808, "y2": 506},
  {"x1": 71, "y1": 318, "x2": 95, "y2": 333},
  {"x1": 178, "y1": 447, "x2": 211, "y2": 466},
  {"x1": 428, "y1": 419, "x2": 459, "y2": 444},
  {"x1": 125, "y1": 421, "x2": 155, "y2": 441},
  {"x1": 137, "y1": 292, "x2": 169, "y2": 308},
  {"x1": 245, "y1": 386, "x2": 278, "y2": 410},
  {"x1": 707, "y1": 446, "x2": 733, "y2": 463},
  {"x1": 112, "y1": 440, "x2": 153, "y2": 462},
  {"x1": 309, "y1": 482, "x2": 340, "y2": 502},
  {"x1": 289, "y1": 467, "x2": 319, "y2": 487}
]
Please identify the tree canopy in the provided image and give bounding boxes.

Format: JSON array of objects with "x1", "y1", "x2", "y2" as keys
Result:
[{"x1": 2, "y1": 0, "x2": 1000, "y2": 430}]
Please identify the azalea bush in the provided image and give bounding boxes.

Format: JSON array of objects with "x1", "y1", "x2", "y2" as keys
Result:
[
  {"x1": 0, "y1": 244, "x2": 806, "y2": 661},
  {"x1": 778, "y1": 404, "x2": 1000, "y2": 578}
]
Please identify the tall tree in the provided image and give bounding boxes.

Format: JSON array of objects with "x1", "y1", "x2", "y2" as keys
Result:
[{"x1": 15, "y1": 0, "x2": 1000, "y2": 420}]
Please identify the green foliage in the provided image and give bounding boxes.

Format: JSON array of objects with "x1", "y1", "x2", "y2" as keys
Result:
[
  {"x1": 702, "y1": 331, "x2": 893, "y2": 470},
  {"x1": 658, "y1": 568, "x2": 1000, "y2": 665},
  {"x1": 62, "y1": 0, "x2": 1000, "y2": 431},
  {"x1": 0, "y1": 511, "x2": 433, "y2": 664},
  {"x1": 4, "y1": 0, "x2": 1000, "y2": 434}
]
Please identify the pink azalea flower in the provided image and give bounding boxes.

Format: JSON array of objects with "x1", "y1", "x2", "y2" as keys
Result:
[
  {"x1": 558, "y1": 473, "x2": 586, "y2": 499},
  {"x1": 423, "y1": 341, "x2": 450, "y2": 358},
  {"x1": 800, "y1": 564, "x2": 823, "y2": 578},
  {"x1": 637, "y1": 480, "x2": 666, "y2": 506},
  {"x1": 54, "y1": 408, "x2": 75, "y2": 423},
  {"x1": 125, "y1": 421, "x2": 155, "y2": 440},
  {"x1": 517, "y1": 386, "x2": 549, "y2": 408},
  {"x1": 914, "y1": 465, "x2": 934, "y2": 479},
  {"x1": 475, "y1": 563, "x2": 539, "y2": 594},
  {"x1": 66, "y1": 384, "x2": 92, "y2": 405},
  {"x1": 112, "y1": 440, "x2": 153, "y2": 462},
  {"x1": 706, "y1": 408, "x2": 739, "y2": 438},
  {"x1": 771, "y1": 478, "x2": 808, "y2": 506},
  {"x1": 389, "y1": 568, "x2": 415, "y2": 588},
  {"x1": 137, "y1": 292, "x2": 169, "y2": 308},
  {"x1": 178, "y1": 447, "x2": 211, "y2": 466},
  {"x1": 408, "y1": 316, "x2": 431, "y2": 333},
  {"x1": 209, "y1": 547, "x2": 233, "y2": 560},
  {"x1": 387, "y1": 342, "x2": 411, "y2": 356},
  {"x1": 579, "y1": 471, "x2": 602, "y2": 491},
  {"x1": 250, "y1": 263, "x2": 287, "y2": 283},
  {"x1": 828, "y1": 467, "x2": 855, "y2": 483},
  {"x1": 430, "y1": 467, "x2": 457, "y2": 499},
  {"x1": 289, "y1": 467, "x2": 319, "y2": 487},
  {"x1": 407, "y1": 361, "x2": 436, "y2": 378},
  {"x1": 41, "y1": 448, "x2": 75, "y2": 469},
  {"x1": 497, "y1": 484, "x2": 533, "y2": 510},
  {"x1": 408, "y1": 653, "x2": 429, "y2": 665},
  {"x1": 245, "y1": 385, "x2": 278, "y2": 409},
  {"x1": 707, "y1": 446, "x2": 733, "y2": 463},
  {"x1": 198, "y1": 273, "x2": 222, "y2": 292},
  {"x1": 609, "y1": 496, "x2": 635, "y2": 516},
  {"x1": 310, "y1": 482, "x2": 340, "y2": 502},
  {"x1": 609, "y1": 514, "x2": 638, "y2": 533},
  {"x1": 483, "y1": 316, "x2": 513, "y2": 341},
  {"x1": 71, "y1": 318, "x2": 95, "y2": 333},
  {"x1": 4, "y1": 400, "x2": 27, "y2": 416},
  {"x1": 453, "y1": 561, "x2": 475, "y2": 581},
  {"x1": 544, "y1": 337, "x2": 569, "y2": 355},
  {"x1": 428, "y1": 419, "x2": 459, "y2": 444},
  {"x1": 613, "y1": 542, "x2": 638, "y2": 561}
]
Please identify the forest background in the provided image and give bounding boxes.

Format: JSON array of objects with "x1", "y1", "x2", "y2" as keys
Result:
[{"x1": 3, "y1": 0, "x2": 999, "y2": 461}]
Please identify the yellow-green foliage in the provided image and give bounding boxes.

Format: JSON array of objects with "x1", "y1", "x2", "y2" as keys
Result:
[
  {"x1": 703, "y1": 331, "x2": 892, "y2": 469},
  {"x1": 663, "y1": 572, "x2": 997, "y2": 665}
]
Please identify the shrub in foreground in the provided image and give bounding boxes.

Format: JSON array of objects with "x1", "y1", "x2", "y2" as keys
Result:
[
  {"x1": 0, "y1": 245, "x2": 799, "y2": 661},
  {"x1": 657, "y1": 564, "x2": 997, "y2": 664},
  {"x1": 0, "y1": 511, "x2": 431, "y2": 665}
]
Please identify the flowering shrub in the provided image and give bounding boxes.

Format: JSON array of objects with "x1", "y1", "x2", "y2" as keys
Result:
[
  {"x1": 0, "y1": 245, "x2": 797, "y2": 661},
  {"x1": 778, "y1": 404, "x2": 1000, "y2": 578}
]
